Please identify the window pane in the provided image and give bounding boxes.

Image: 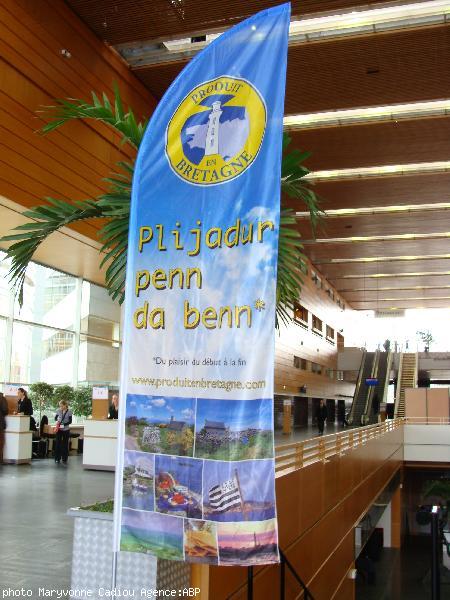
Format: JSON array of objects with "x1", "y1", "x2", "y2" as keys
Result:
[
  {"x1": 13, "y1": 263, "x2": 77, "y2": 330},
  {"x1": 10, "y1": 321, "x2": 74, "y2": 385}
]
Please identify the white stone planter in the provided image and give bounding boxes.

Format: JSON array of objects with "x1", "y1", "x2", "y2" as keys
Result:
[{"x1": 68, "y1": 508, "x2": 190, "y2": 598}]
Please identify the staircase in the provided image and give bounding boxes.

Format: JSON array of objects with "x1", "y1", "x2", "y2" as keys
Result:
[{"x1": 394, "y1": 352, "x2": 418, "y2": 417}]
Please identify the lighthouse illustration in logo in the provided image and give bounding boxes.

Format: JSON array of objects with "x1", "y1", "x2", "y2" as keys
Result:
[{"x1": 205, "y1": 101, "x2": 223, "y2": 156}]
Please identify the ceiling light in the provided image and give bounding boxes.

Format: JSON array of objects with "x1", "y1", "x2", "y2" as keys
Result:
[
  {"x1": 302, "y1": 232, "x2": 450, "y2": 245},
  {"x1": 116, "y1": 0, "x2": 450, "y2": 67},
  {"x1": 340, "y1": 285, "x2": 450, "y2": 292},
  {"x1": 295, "y1": 202, "x2": 450, "y2": 219},
  {"x1": 333, "y1": 271, "x2": 450, "y2": 279},
  {"x1": 315, "y1": 254, "x2": 450, "y2": 264},
  {"x1": 306, "y1": 161, "x2": 450, "y2": 182},
  {"x1": 284, "y1": 100, "x2": 450, "y2": 130},
  {"x1": 355, "y1": 296, "x2": 450, "y2": 302}
]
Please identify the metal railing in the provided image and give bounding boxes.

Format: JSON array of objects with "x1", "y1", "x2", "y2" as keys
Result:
[
  {"x1": 247, "y1": 550, "x2": 314, "y2": 600},
  {"x1": 274, "y1": 418, "x2": 403, "y2": 476}
]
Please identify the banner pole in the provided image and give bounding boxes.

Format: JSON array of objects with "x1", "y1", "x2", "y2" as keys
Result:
[
  {"x1": 247, "y1": 566, "x2": 254, "y2": 600},
  {"x1": 111, "y1": 550, "x2": 118, "y2": 591}
]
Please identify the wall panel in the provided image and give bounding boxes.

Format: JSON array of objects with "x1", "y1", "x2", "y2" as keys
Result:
[
  {"x1": 0, "y1": 0, "x2": 156, "y2": 244},
  {"x1": 275, "y1": 258, "x2": 354, "y2": 400}
]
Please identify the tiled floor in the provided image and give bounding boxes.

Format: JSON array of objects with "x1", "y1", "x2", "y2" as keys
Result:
[{"x1": 0, "y1": 457, "x2": 114, "y2": 592}]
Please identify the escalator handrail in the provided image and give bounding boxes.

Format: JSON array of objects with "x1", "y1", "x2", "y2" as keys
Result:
[{"x1": 363, "y1": 349, "x2": 380, "y2": 422}]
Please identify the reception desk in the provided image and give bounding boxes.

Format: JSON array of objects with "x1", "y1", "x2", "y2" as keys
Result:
[
  {"x1": 4, "y1": 415, "x2": 32, "y2": 464},
  {"x1": 83, "y1": 419, "x2": 117, "y2": 471}
]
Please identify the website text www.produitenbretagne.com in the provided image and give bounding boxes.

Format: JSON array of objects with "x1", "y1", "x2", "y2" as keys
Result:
[{"x1": 131, "y1": 376, "x2": 266, "y2": 393}]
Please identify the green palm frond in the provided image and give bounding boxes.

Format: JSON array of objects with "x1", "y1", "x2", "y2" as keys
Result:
[
  {"x1": 96, "y1": 161, "x2": 133, "y2": 304},
  {"x1": 281, "y1": 134, "x2": 323, "y2": 233},
  {"x1": 2, "y1": 88, "x2": 320, "y2": 329},
  {"x1": 275, "y1": 135, "x2": 321, "y2": 329},
  {"x1": 2, "y1": 199, "x2": 104, "y2": 305},
  {"x1": 40, "y1": 84, "x2": 147, "y2": 150}
]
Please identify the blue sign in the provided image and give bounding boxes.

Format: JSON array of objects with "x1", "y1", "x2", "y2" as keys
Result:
[
  {"x1": 365, "y1": 378, "x2": 379, "y2": 386},
  {"x1": 114, "y1": 4, "x2": 291, "y2": 567}
]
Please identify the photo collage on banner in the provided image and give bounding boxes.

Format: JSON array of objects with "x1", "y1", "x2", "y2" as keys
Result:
[
  {"x1": 115, "y1": 4, "x2": 291, "y2": 567},
  {"x1": 121, "y1": 395, "x2": 277, "y2": 564}
]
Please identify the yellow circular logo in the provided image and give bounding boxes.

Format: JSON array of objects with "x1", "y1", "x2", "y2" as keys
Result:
[{"x1": 166, "y1": 76, "x2": 266, "y2": 186}]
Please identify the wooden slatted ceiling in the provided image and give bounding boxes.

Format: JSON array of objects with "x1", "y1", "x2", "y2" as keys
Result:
[
  {"x1": 64, "y1": 0, "x2": 391, "y2": 45},
  {"x1": 131, "y1": 25, "x2": 450, "y2": 110},
  {"x1": 324, "y1": 260, "x2": 450, "y2": 278},
  {"x1": 344, "y1": 287, "x2": 450, "y2": 300},
  {"x1": 285, "y1": 25, "x2": 450, "y2": 114},
  {"x1": 351, "y1": 299, "x2": 450, "y2": 309},
  {"x1": 307, "y1": 174, "x2": 450, "y2": 212},
  {"x1": 306, "y1": 239, "x2": 450, "y2": 263},
  {"x1": 290, "y1": 117, "x2": 450, "y2": 172},
  {"x1": 8, "y1": 0, "x2": 450, "y2": 311},
  {"x1": 334, "y1": 277, "x2": 450, "y2": 293},
  {"x1": 297, "y1": 210, "x2": 450, "y2": 240}
]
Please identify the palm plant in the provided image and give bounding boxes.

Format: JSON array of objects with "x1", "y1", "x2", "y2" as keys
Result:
[{"x1": 1, "y1": 88, "x2": 320, "y2": 328}]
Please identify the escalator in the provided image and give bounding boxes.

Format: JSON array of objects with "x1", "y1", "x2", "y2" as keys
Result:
[
  {"x1": 349, "y1": 350, "x2": 374, "y2": 426},
  {"x1": 349, "y1": 351, "x2": 391, "y2": 426},
  {"x1": 366, "y1": 351, "x2": 390, "y2": 425}
]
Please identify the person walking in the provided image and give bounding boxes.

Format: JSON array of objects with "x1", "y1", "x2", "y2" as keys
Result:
[
  {"x1": 54, "y1": 400, "x2": 72, "y2": 465},
  {"x1": 0, "y1": 392, "x2": 8, "y2": 464},
  {"x1": 17, "y1": 387, "x2": 33, "y2": 416},
  {"x1": 317, "y1": 399, "x2": 328, "y2": 436}
]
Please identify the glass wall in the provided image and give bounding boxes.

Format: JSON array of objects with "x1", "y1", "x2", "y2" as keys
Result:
[{"x1": 0, "y1": 251, "x2": 121, "y2": 388}]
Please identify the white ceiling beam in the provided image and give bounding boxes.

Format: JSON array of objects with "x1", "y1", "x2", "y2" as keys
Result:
[{"x1": 115, "y1": 0, "x2": 450, "y2": 68}]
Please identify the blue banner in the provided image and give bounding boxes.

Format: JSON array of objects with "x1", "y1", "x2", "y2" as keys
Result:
[{"x1": 114, "y1": 4, "x2": 290, "y2": 567}]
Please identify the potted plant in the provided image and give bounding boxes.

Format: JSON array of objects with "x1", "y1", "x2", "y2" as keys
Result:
[
  {"x1": 29, "y1": 381, "x2": 54, "y2": 423},
  {"x1": 72, "y1": 386, "x2": 93, "y2": 418},
  {"x1": 417, "y1": 330, "x2": 434, "y2": 353}
]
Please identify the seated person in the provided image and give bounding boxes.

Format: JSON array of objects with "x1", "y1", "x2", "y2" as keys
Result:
[{"x1": 108, "y1": 393, "x2": 119, "y2": 420}]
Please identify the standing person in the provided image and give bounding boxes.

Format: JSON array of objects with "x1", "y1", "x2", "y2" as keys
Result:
[
  {"x1": 54, "y1": 400, "x2": 72, "y2": 465},
  {"x1": 317, "y1": 399, "x2": 328, "y2": 436},
  {"x1": 372, "y1": 393, "x2": 380, "y2": 416},
  {"x1": 0, "y1": 392, "x2": 8, "y2": 464},
  {"x1": 108, "y1": 393, "x2": 119, "y2": 420},
  {"x1": 17, "y1": 387, "x2": 33, "y2": 416}
]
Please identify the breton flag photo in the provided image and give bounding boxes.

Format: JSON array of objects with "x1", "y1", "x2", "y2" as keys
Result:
[{"x1": 209, "y1": 476, "x2": 242, "y2": 513}]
